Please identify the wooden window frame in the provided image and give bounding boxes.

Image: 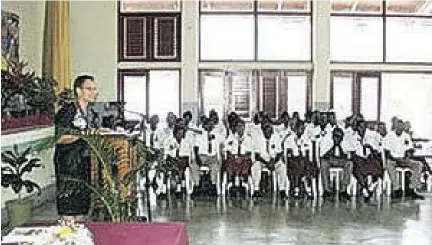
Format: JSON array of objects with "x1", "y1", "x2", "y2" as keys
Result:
[{"x1": 118, "y1": 12, "x2": 181, "y2": 62}]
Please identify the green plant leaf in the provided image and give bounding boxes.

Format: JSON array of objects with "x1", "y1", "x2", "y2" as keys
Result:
[
  {"x1": 22, "y1": 180, "x2": 41, "y2": 195},
  {"x1": 19, "y1": 158, "x2": 42, "y2": 176}
]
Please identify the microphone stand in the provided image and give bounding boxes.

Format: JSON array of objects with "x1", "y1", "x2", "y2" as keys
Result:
[{"x1": 124, "y1": 110, "x2": 152, "y2": 222}]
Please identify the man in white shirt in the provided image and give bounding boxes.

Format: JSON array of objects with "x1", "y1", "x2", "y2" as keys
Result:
[
  {"x1": 209, "y1": 109, "x2": 227, "y2": 139},
  {"x1": 225, "y1": 120, "x2": 253, "y2": 194},
  {"x1": 191, "y1": 117, "x2": 223, "y2": 196},
  {"x1": 253, "y1": 124, "x2": 286, "y2": 198},
  {"x1": 164, "y1": 124, "x2": 194, "y2": 197},
  {"x1": 384, "y1": 119, "x2": 423, "y2": 199},
  {"x1": 319, "y1": 127, "x2": 353, "y2": 200},
  {"x1": 140, "y1": 115, "x2": 166, "y2": 199}
]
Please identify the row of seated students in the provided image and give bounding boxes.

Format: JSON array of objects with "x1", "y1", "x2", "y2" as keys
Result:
[{"x1": 140, "y1": 109, "x2": 429, "y2": 201}]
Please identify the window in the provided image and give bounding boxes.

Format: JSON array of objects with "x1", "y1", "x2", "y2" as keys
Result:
[
  {"x1": 118, "y1": 70, "x2": 180, "y2": 120},
  {"x1": 331, "y1": 0, "x2": 432, "y2": 63},
  {"x1": 331, "y1": 72, "x2": 380, "y2": 121},
  {"x1": 381, "y1": 73, "x2": 432, "y2": 139},
  {"x1": 118, "y1": 0, "x2": 181, "y2": 61},
  {"x1": 385, "y1": 0, "x2": 432, "y2": 62},
  {"x1": 257, "y1": 15, "x2": 311, "y2": 61},
  {"x1": 200, "y1": 15, "x2": 254, "y2": 60},
  {"x1": 330, "y1": 0, "x2": 383, "y2": 62},
  {"x1": 199, "y1": 70, "x2": 311, "y2": 120},
  {"x1": 199, "y1": 0, "x2": 311, "y2": 61},
  {"x1": 330, "y1": 17, "x2": 383, "y2": 62}
]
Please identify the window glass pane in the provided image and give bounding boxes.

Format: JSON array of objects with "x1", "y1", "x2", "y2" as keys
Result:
[
  {"x1": 120, "y1": 0, "x2": 180, "y2": 12},
  {"x1": 333, "y1": 74, "x2": 353, "y2": 121},
  {"x1": 287, "y1": 74, "x2": 307, "y2": 118},
  {"x1": 258, "y1": 0, "x2": 310, "y2": 12},
  {"x1": 200, "y1": 15, "x2": 254, "y2": 60},
  {"x1": 149, "y1": 70, "x2": 179, "y2": 119},
  {"x1": 381, "y1": 73, "x2": 432, "y2": 139},
  {"x1": 200, "y1": 0, "x2": 253, "y2": 12},
  {"x1": 124, "y1": 75, "x2": 146, "y2": 120},
  {"x1": 202, "y1": 73, "x2": 225, "y2": 117},
  {"x1": 386, "y1": 0, "x2": 431, "y2": 15},
  {"x1": 386, "y1": 17, "x2": 432, "y2": 62},
  {"x1": 331, "y1": 0, "x2": 382, "y2": 14},
  {"x1": 330, "y1": 16, "x2": 383, "y2": 62},
  {"x1": 258, "y1": 16, "x2": 311, "y2": 61},
  {"x1": 360, "y1": 76, "x2": 379, "y2": 121}
]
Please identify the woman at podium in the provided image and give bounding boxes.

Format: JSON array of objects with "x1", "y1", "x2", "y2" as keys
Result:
[{"x1": 53, "y1": 75, "x2": 99, "y2": 220}]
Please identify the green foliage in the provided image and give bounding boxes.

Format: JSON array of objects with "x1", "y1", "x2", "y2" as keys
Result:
[
  {"x1": 57, "y1": 88, "x2": 75, "y2": 107},
  {"x1": 1, "y1": 59, "x2": 57, "y2": 114},
  {"x1": 54, "y1": 129, "x2": 157, "y2": 222},
  {"x1": 1, "y1": 145, "x2": 42, "y2": 199}
]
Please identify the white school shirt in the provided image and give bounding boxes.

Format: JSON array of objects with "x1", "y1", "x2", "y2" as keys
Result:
[
  {"x1": 383, "y1": 131, "x2": 413, "y2": 158},
  {"x1": 304, "y1": 123, "x2": 322, "y2": 142},
  {"x1": 253, "y1": 133, "x2": 282, "y2": 161},
  {"x1": 163, "y1": 136, "x2": 193, "y2": 159},
  {"x1": 282, "y1": 133, "x2": 300, "y2": 157},
  {"x1": 214, "y1": 122, "x2": 227, "y2": 139},
  {"x1": 246, "y1": 123, "x2": 263, "y2": 139},
  {"x1": 363, "y1": 128, "x2": 384, "y2": 153},
  {"x1": 225, "y1": 133, "x2": 253, "y2": 156},
  {"x1": 144, "y1": 127, "x2": 165, "y2": 149},
  {"x1": 194, "y1": 129, "x2": 224, "y2": 158},
  {"x1": 298, "y1": 133, "x2": 314, "y2": 161}
]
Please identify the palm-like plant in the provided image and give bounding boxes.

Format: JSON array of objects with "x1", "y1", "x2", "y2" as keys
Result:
[
  {"x1": 1, "y1": 145, "x2": 42, "y2": 200},
  {"x1": 47, "y1": 129, "x2": 159, "y2": 222}
]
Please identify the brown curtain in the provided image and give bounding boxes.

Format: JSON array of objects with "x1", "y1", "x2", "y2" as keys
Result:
[{"x1": 43, "y1": 1, "x2": 71, "y2": 91}]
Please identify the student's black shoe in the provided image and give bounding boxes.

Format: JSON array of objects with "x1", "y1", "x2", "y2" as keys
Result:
[
  {"x1": 158, "y1": 193, "x2": 167, "y2": 200},
  {"x1": 174, "y1": 191, "x2": 183, "y2": 199},
  {"x1": 279, "y1": 191, "x2": 287, "y2": 200},
  {"x1": 339, "y1": 191, "x2": 351, "y2": 201},
  {"x1": 322, "y1": 190, "x2": 333, "y2": 199},
  {"x1": 252, "y1": 191, "x2": 262, "y2": 198},
  {"x1": 391, "y1": 189, "x2": 403, "y2": 199},
  {"x1": 307, "y1": 192, "x2": 314, "y2": 200},
  {"x1": 407, "y1": 189, "x2": 425, "y2": 200}
]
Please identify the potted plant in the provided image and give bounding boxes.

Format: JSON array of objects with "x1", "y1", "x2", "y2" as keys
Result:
[
  {"x1": 1, "y1": 59, "x2": 57, "y2": 130},
  {"x1": 1, "y1": 145, "x2": 42, "y2": 226}
]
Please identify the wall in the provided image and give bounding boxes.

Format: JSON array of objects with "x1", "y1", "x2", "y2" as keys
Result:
[
  {"x1": 1, "y1": 0, "x2": 45, "y2": 75},
  {"x1": 70, "y1": 0, "x2": 117, "y2": 101}
]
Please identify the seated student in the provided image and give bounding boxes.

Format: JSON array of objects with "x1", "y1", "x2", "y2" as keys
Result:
[
  {"x1": 224, "y1": 119, "x2": 253, "y2": 194},
  {"x1": 161, "y1": 112, "x2": 177, "y2": 144},
  {"x1": 384, "y1": 119, "x2": 424, "y2": 199},
  {"x1": 209, "y1": 109, "x2": 227, "y2": 139},
  {"x1": 192, "y1": 117, "x2": 224, "y2": 196},
  {"x1": 164, "y1": 122, "x2": 194, "y2": 197},
  {"x1": 253, "y1": 124, "x2": 286, "y2": 198},
  {"x1": 351, "y1": 120, "x2": 383, "y2": 202},
  {"x1": 143, "y1": 115, "x2": 166, "y2": 197},
  {"x1": 274, "y1": 111, "x2": 290, "y2": 134},
  {"x1": 283, "y1": 121, "x2": 317, "y2": 198},
  {"x1": 247, "y1": 112, "x2": 264, "y2": 140},
  {"x1": 226, "y1": 112, "x2": 240, "y2": 136},
  {"x1": 319, "y1": 127, "x2": 353, "y2": 200}
]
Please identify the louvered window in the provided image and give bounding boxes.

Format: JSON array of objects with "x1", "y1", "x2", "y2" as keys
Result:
[
  {"x1": 199, "y1": 70, "x2": 311, "y2": 120},
  {"x1": 119, "y1": 0, "x2": 180, "y2": 61}
]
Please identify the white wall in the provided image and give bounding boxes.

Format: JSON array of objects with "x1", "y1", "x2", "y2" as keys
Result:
[
  {"x1": 1, "y1": 0, "x2": 45, "y2": 75},
  {"x1": 70, "y1": 0, "x2": 117, "y2": 101}
]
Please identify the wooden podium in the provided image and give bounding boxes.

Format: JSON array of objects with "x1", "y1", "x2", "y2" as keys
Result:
[{"x1": 90, "y1": 131, "x2": 137, "y2": 219}]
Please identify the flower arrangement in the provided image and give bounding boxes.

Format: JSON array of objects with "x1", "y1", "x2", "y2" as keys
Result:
[{"x1": 2, "y1": 220, "x2": 95, "y2": 245}]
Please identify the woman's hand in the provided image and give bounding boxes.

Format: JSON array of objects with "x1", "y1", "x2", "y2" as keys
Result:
[{"x1": 58, "y1": 135, "x2": 79, "y2": 144}]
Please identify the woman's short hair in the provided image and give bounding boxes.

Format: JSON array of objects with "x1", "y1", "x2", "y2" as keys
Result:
[{"x1": 73, "y1": 75, "x2": 94, "y2": 96}]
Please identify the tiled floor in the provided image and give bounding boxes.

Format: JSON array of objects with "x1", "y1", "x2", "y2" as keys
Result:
[{"x1": 32, "y1": 195, "x2": 432, "y2": 245}]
